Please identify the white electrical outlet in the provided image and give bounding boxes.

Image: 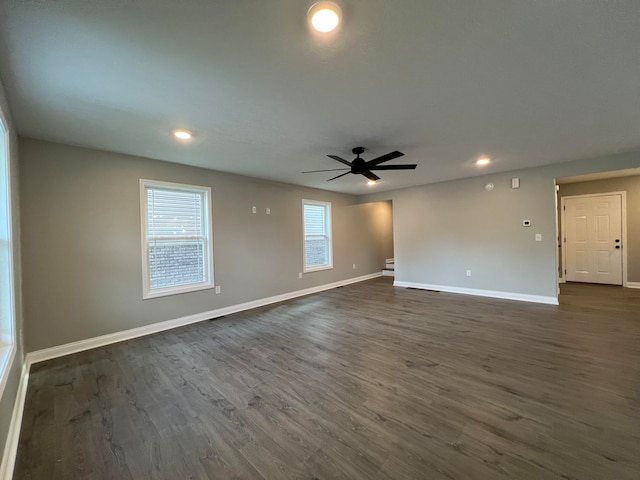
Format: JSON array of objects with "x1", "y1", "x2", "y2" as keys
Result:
[
  {"x1": 266, "y1": 207, "x2": 270, "y2": 214},
  {"x1": 298, "y1": 272, "x2": 302, "y2": 279},
  {"x1": 215, "y1": 286, "x2": 221, "y2": 294},
  {"x1": 466, "y1": 270, "x2": 472, "y2": 277},
  {"x1": 353, "y1": 264, "x2": 356, "y2": 269},
  {"x1": 252, "y1": 206, "x2": 257, "y2": 214},
  {"x1": 535, "y1": 233, "x2": 542, "y2": 241}
]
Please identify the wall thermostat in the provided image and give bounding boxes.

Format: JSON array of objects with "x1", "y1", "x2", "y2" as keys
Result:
[{"x1": 522, "y1": 220, "x2": 531, "y2": 227}]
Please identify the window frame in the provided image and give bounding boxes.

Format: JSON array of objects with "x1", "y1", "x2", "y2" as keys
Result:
[
  {"x1": 140, "y1": 179, "x2": 214, "y2": 299},
  {"x1": 0, "y1": 105, "x2": 16, "y2": 398},
  {"x1": 302, "y1": 199, "x2": 333, "y2": 273}
]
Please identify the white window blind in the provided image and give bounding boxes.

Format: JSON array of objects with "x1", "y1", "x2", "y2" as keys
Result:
[
  {"x1": 303, "y1": 200, "x2": 332, "y2": 272},
  {"x1": 141, "y1": 180, "x2": 213, "y2": 298}
]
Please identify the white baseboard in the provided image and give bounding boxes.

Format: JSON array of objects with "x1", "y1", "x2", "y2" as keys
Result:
[
  {"x1": 394, "y1": 280, "x2": 559, "y2": 305},
  {"x1": 0, "y1": 361, "x2": 29, "y2": 480},
  {"x1": 26, "y1": 272, "x2": 382, "y2": 365},
  {"x1": 558, "y1": 276, "x2": 566, "y2": 284},
  {"x1": 627, "y1": 282, "x2": 640, "y2": 289},
  {"x1": 381, "y1": 269, "x2": 394, "y2": 277}
]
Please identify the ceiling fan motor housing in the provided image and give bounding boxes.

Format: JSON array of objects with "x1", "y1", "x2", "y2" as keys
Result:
[{"x1": 351, "y1": 157, "x2": 366, "y2": 173}]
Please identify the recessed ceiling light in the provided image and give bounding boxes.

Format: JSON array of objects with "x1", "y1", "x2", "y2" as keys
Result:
[
  {"x1": 309, "y1": 2, "x2": 342, "y2": 33},
  {"x1": 476, "y1": 156, "x2": 491, "y2": 166},
  {"x1": 173, "y1": 129, "x2": 192, "y2": 140},
  {"x1": 367, "y1": 180, "x2": 377, "y2": 186}
]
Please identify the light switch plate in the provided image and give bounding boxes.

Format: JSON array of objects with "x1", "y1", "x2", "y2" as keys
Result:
[{"x1": 511, "y1": 177, "x2": 520, "y2": 189}]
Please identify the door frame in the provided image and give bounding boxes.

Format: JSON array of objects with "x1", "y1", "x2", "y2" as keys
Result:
[{"x1": 560, "y1": 191, "x2": 628, "y2": 287}]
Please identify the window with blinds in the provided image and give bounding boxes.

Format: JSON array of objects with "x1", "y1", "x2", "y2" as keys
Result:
[
  {"x1": 302, "y1": 200, "x2": 333, "y2": 272},
  {"x1": 0, "y1": 109, "x2": 16, "y2": 397},
  {"x1": 140, "y1": 180, "x2": 213, "y2": 298}
]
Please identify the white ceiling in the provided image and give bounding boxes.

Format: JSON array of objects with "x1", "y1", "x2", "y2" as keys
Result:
[{"x1": 1, "y1": 0, "x2": 639, "y2": 195}]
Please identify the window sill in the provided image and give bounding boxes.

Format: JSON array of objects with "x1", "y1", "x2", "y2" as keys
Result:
[
  {"x1": 143, "y1": 282, "x2": 214, "y2": 300},
  {"x1": 303, "y1": 265, "x2": 333, "y2": 274}
]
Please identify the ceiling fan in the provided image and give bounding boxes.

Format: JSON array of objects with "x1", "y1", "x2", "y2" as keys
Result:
[{"x1": 302, "y1": 147, "x2": 417, "y2": 182}]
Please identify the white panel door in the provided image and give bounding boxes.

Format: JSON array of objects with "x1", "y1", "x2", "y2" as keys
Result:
[{"x1": 564, "y1": 194, "x2": 622, "y2": 285}]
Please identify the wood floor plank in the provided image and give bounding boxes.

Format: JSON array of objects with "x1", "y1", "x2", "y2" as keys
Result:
[{"x1": 13, "y1": 278, "x2": 640, "y2": 479}]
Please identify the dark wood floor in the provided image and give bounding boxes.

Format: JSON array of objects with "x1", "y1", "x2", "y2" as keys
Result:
[{"x1": 14, "y1": 278, "x2": 640, "y2": 479}]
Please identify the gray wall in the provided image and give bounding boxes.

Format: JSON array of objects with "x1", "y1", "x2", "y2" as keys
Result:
[
  {"x1": 361, "y1": 151, "x2": 640, "y2": 299},
  {"x1": 0, "y1": 78, "x2": 24, "y2": 464},
  {"x1": 19, "y1": 138, "x2": 392, "y2": 352},
  {"x1": 558, "y1": 175, "x2": 640, "y2": 283}
]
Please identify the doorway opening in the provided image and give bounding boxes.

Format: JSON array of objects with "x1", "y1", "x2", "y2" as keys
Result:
[
  {"x1": 350, "y1": 199, "x2": 394, "y2": 277},
  {"x1": 556, "y1": 168, "x2": 640, "y2": 291},
  {"x1": 381, "y1": 200, "x2": 394, "y2": 277}
]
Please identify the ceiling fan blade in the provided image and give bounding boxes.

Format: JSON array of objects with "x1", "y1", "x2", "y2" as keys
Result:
[
  {"x1": 369, "y1": 164, "x2": 417, "y2": 170},
  {"x1": 302, "y1": 168, "x2": 350, "y2": 173},
  {"x1": 327, "y1": 155, "x2": 353, "y2": 167},
  {"x1": 327, "y1": 171, "x2": 351, "y2": 181},
  {"x1": 365, "y1": 150, "x2": 404, "y2": 167},
  {"x1": 362, "y1": 171, "x2": 380, "y2": 181}
]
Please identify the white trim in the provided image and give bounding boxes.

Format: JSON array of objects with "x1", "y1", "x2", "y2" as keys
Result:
[
  {"x1": 303, "y1": 264, "x2": 333, "y2": 274},
  {"x1": 394, "y1": 281, "x2": 559, "y2": 305},
  {"x1": 26, "y1": 273, "x2": 382, "y2": 365},
  {"x1": 558, "y1": 276, "x2": 566, "y2": 284},
  {"x1": 627, "y1": 282, "x2": 640, "y2": 289},
  {"x1": 302, "y1": 199, "x2": 333, "y2": 273},
  {"x1": 560, "y1": 193, "x2": 566, "y2": 286},
  {"x1": 0, "y1": 361, "x2": 29, "y2": 480},
  {"x1": 140, "y1": 179, "x2": 215, "y2": 299},
  {"x1": 560, "y1": 191, "x2": 627, "y2": 287},
  {"x1": 0, "y1": 346, "x2": 15, "y2": 402},
  {"x1": 555, "y1": 179, "x2": 561, "y2": 292},
  {"x1": 0, "y1": 103, "x2": 17, "y2": 399}
]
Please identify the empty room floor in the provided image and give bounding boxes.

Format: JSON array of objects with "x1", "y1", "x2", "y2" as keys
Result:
[{"x1": 13, "y1": 278, "x2": 640, "y2": 479}]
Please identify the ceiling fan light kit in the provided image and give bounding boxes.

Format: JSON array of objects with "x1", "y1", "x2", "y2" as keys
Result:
[{"x1": 302, "y1": 146, "x2": 417, "y2": 182}]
